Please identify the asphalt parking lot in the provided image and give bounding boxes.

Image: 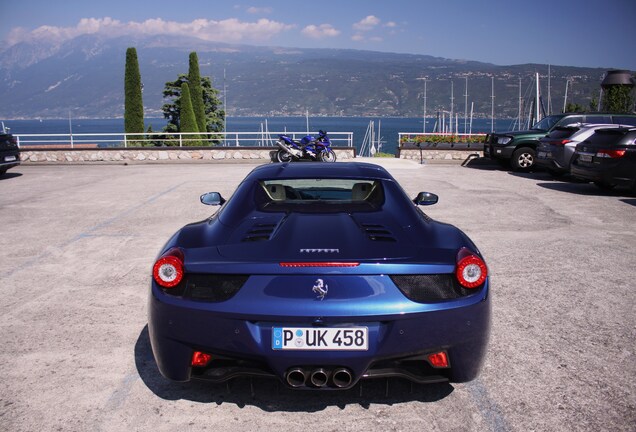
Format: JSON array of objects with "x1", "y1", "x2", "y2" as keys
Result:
[{"x1": 1, "y1": 159, "x2": 634, "y2": 432}]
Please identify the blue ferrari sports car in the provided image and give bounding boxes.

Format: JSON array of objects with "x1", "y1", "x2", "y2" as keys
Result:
[{"x1": 148, "y1": 162, "x2": 490, "y2": 390}]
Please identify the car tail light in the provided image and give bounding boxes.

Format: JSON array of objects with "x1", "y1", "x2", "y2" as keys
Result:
[
  {"x1": 279, "y1": 262, "x2": 360, "y2": 267},
  {"x1": 455, "y1": 248, "x2": 487, "y2": 289},
  {"x1": 427, "y1": 351, "x2": 449, "y2": 368},
  {"x1": 153, "y1": 247, "x2": 184, "y2": 288},
  {"x1": 596, "y1": 149, "x2": 626, "y2": 158},
  {"x1": 555, "y1": 139, "x2": 572, "y2": 146},
  {"x1": 191, "y1": 351, "x2": 212, "y2": 367}
]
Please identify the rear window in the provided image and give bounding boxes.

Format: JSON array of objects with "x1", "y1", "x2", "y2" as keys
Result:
[
  {"x1": 586, "y1": 129, "x2": 630, "y2": 147},
  {"x1": 545, "y1": 126, "x2": 579, "y2": 139},
  {"x1": 258, "y1": 179, "x2": 385, "y2": 212}
]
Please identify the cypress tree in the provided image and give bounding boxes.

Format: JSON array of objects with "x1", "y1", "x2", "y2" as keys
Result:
[
  {"x1": 124, "y1": 47, "x2": 144, "y2": 143},
  {"x1": 180, "y1": 83, "x2": 201, "y2": 146},
  {"x1": 188, "y1": 52, "x2": 207, "y2": 134}
]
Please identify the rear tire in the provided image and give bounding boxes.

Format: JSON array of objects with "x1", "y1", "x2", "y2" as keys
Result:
[
  {"x1": 276, "y1": 149, "x2": 293, "y2": 163},
  {"x1": 511, "y1": 147, "x2": 535, "y2": 172}
]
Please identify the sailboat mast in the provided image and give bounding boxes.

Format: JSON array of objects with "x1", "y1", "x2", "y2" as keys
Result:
[{"x1": 535, "y1": 72, "x2": 540, "y2": 124}]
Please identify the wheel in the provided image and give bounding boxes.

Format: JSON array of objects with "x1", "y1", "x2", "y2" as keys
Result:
[
  {"x1": 319, "y1": 149, "x2": 337, "y2": 162},
  {"x1": 0, "y1": 167, "x2": 7, "y2": 176},
  {"x1": 276, "y1": 149, "x2": 293, "y2": 163},
  {"x1": 511, "y1": 147, "x2": 535, "y2": 172}
]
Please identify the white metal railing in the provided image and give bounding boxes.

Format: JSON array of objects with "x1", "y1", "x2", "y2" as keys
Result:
[{"x1": 14, "y1": 131, "x2": 354, "y2": 149}]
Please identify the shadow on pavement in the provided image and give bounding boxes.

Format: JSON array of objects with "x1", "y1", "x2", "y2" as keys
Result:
[
  {"x1": 0, "y1": 172, "x2": 23, "y2": 180},
  {"x1": 134, "y1": 325, "x2": 454, "y2": 411}
]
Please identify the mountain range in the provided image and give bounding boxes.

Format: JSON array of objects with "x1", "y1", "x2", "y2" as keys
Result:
[{"x1": 0, "y1": 34, "x2": 619, "y2": 119}]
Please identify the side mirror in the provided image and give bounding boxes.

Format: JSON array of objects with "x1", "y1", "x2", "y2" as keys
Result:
[
  {"x1": 200, "y1": 192, "x2": 226, "y2": 206},
  {"x1": 413, "y1": 192, "x2": 438, "y2": 206}
]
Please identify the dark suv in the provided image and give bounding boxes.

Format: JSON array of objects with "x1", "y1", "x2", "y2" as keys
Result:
[
  {"x1": 0, "y1": 133, "x2": 20, "y2": 175},
  {"x1": 484, "y1": 113, "x2": 636, "y2": 171},
  {"x1": 571, "y1": 127, "x2": 636, "y2": 192}
]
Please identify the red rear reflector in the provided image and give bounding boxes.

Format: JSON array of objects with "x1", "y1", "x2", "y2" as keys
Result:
[
  {"x1": 280, "y1": 262, "x2": 359, "y2": 267},
  {"x1": 428, "y1": 352, "x2": 449, "y2": 368},
  {"x1": 191, "y1": 351, "x2": 212, "y2": 367}
]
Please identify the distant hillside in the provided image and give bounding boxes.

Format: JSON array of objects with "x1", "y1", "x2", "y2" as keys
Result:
[{"x1": 0, "y1": 34, "x2": 618, "y2": 119}]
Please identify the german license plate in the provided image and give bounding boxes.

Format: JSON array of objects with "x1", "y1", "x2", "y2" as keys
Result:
[
  {"x1": 4, "y1": 155, "x2": 16, "y2": 162},
  {"x1": 272, "y1": 327, "x2": 368, "y2": 351},
  {"x1": 579, "y1": 154, "x2": 593, "y2": 163}
]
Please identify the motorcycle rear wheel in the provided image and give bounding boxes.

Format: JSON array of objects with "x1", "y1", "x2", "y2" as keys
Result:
[
  {"x1": 276, "y1": 149, "x2": 293, "y2": 163},
  {"x1": 319, "y1": 149, "x2": 337, "y2": 162}
]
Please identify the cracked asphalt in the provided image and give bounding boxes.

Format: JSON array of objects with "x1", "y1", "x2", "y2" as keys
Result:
[{"x1": 0, "y1": 158, "x2": 634, "y2": 431}]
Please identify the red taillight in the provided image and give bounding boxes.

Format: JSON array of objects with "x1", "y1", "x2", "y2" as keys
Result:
[
  {"x1": 279, "y1": 262, "x2": 360, "y2": 267},
  {"x1": 555, "y1": 139, "x2": 572, "y2": 146},
  {"x1": 455, "y1": 247, "x2": 487, "y2": 289},
  {"x1": 191, "y1": 351, "x2": 212, "y2": 367},
  {"x1": 427, "y1": 351, "x2": 449, "y2": 368},
  {"x1": 596, "y1": 149, "x2": 626, "y2": 158},
  {"x1": 152, "y1": 247, "x2": 184, "y2": 288}
]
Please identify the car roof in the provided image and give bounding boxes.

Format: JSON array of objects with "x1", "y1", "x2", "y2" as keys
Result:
[{"x1": 246, "y1": 162, "x2": 396, "y2": 181}]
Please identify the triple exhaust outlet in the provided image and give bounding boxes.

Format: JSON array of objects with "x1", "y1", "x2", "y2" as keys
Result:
[{"x1": 286, "y1": 367, "x2": 353, "y2": 389}]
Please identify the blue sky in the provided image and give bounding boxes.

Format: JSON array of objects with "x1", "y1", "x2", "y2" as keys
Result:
[{"x1": 2, "y1": 0, "x2": 635, "y2": 69}]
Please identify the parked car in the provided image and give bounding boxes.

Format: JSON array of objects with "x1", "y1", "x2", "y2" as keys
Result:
[
  {"x1": 570, "y1": 127, "x2": 636, "y2": 191},
  {"x1": 0, "y1": 132, "x2": 20, "y2": 175},
  {"x1": 148, "y1": 162, "x2": 491, "y2": 389},
  {"x1": 484, "y1": 113, "x2": 636, "y2": 172},
  {"x1": 536, "y1": 123, "x2": 621, "y2": 176}
]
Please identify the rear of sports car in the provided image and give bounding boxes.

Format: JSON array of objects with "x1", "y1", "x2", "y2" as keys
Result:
[{"x1": 148, "y1": 165, "x2": 490, "y2": 390}]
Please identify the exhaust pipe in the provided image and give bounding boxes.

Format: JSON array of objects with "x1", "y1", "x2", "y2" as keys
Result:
[
  {"x1": 276, "y1": 140, "x2": 295, "y2": 156},
  {"x1": 276, "y1": 140, "x2": 302, "y2": 157},
  {"x1": 309, "y1": 368, "x2": 329, "y2": 387},
  {"x1": 285, "y1": 368, "x2": 307, "y2": 388},
  {"x1": 332, "y1": 368, "x2": 353, "y2": 388}
]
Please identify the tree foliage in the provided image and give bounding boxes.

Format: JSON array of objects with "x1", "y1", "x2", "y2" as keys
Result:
[
  {"x1": 601, "y1": 84, "x2": 635, "y2": 113},
  {"x1": 188, "y1": 52, "x2": 207, "y2": 133},
  {"x1": 124, "y1": 47, "x2": 144, "y2": 140},
  {"x1": 162, "y1": 73, "x2": 225, "y2": 145},
  {"x1": 179, "y1": 83, "x2": 201, "y2": 146}
]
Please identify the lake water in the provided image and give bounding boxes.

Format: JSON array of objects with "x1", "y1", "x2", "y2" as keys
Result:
[{"x1": 1, "y1": 116, "x2": 517, "y2": 154}]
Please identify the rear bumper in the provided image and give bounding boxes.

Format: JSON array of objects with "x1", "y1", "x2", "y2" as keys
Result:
[
  {"x1": 148, "y1": 281, "x2": 491, "y2": 388},
  {"x1": 0, "y1": 151, "x2": 20, "y2": 170},
  {"x1": 571, "y1": 161, "x2": 636, "y2": 188}
]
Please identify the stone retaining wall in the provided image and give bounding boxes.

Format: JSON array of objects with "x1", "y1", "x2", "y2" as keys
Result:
[
  {"x1": 20, "y1": 147, "x2": 355, "y2": 164},
  {"x1": 397, "y1": 148, "x2": 483, "y2": 162},
  {"x1": 19, "y1": 146, "x2": 483, "y2": 164}
]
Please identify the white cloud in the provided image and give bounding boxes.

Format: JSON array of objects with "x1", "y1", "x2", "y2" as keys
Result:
[
  {"x1": 4, "y1": 17, "x2": 295, "y2": 47},
  {"x1": 301, "y1": 24, "x2": 340, "y2": 39},
  {"x1": 353, "y1": 15, "x2": 380, "y2": 31},
  {"x1": 384, "y1": 21, "x2": 397, "y2": 28},
  {"x1": 247, "y1": 6, "x2": 273, "y2": 14}
]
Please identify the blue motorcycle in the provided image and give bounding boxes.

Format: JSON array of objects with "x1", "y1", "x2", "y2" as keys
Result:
[{"x1": 276, "y1": 130, "x2": 337, "y2": 163}]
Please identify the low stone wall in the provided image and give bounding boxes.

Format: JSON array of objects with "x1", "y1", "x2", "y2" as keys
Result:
[
  {"x1": 20, "y1": 146, "x2": 356, "y2": 164},
  {"x1": 397, "y1": 148, "x2": 483, "y2": 162},
  {"x1": 19, "y1": 146, "x2": 483, "y2": 164}
]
